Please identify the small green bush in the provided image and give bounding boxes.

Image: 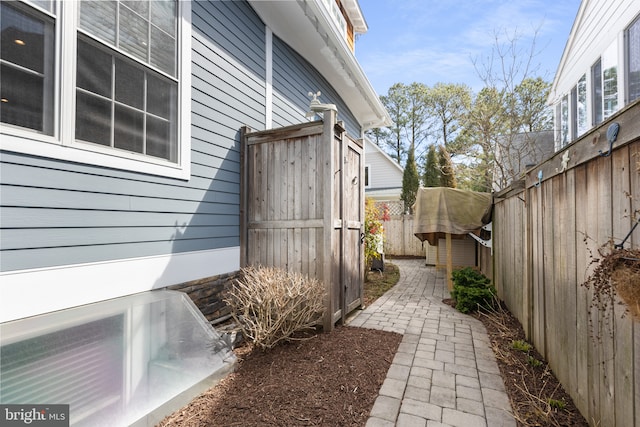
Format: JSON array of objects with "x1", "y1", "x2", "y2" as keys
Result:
[
  {"x1": 450, "y1": 267, "x2": 496, "y2": 313},
  {"x1": 511, "y1": 339, "x2": 532, "y2": 352},
  {"x1": 527, "y1": 356, "x2": 543, "y2": 367},
  {"x1": 548, "y1": 398, "x2": 566, "y2": 410}
]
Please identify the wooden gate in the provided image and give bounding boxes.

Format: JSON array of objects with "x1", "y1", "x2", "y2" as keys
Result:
[
  {"x1": 240, "y1": 110, "x2": 364, "y2": 331},
  {"x1": 334, "y1": 129, "x2": 365, "y2": 323}
]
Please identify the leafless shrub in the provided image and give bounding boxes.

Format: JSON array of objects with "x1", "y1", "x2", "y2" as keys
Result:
[{"x1": 225, "y1": 266, "x2": 326, "y2": 350}]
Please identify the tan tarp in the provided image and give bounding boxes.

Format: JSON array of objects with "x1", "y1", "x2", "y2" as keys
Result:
[{"x1": 413, "y1": 187, "x2": 492, "y2": 246}]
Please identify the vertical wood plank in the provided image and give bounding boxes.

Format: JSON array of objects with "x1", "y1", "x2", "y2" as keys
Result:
[
  {"x1": 564, "y1": 169, "x2": 578, "y2": 405},
  {"x1": 612, "y1": 147, "x2": 634, "y2": 427},
  {"x1": 574, "y1": 164, "x2": 591, "y2": 418},
  {"x1": 542, "y1": 181, "x2": 554, "y2": 362},
  {"x1": 629, "y1": 142, "x2": 640, "y2": 427},
  {"x1": 585, "y1": 159, "x2": 602, "y2": 425},
  {"x1": 322, "y1": 111, "x2": 336, "y2": 331},
  {"x1": 597, "y1": 156, "x2": 615, "y2": 427}
]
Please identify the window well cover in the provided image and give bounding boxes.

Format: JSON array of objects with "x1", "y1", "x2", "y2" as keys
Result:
[{"x1": 0, "y1": 290, "x2": 235, "y2": 426}]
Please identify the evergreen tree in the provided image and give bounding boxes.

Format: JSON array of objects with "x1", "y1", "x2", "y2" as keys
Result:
[
  {"x1": 400, "y1": 145, "x2": 420, "y2": 213},
  {"x1": 423, "y1": 145, "x2": 440, "y2": 187},
  {"x1": 438, "y1": 145, "x2": 457, "y2": 188}
]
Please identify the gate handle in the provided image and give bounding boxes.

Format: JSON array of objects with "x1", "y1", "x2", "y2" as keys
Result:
[{"x1": 360, "y1": 232, "x2": 365, "y2": 244}]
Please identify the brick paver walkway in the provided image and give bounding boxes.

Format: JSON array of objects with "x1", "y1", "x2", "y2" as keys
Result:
[{"x1": 347, "y1": 259, "x2": 516, "y2": 427}]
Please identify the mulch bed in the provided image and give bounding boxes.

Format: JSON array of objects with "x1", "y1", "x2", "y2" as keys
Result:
[
  {"x1": 158, "y1": 326, "x2": 402, "y2": 427},
  {"x1": 160, "y1": 262, "x2": 589, "y2": 427}
]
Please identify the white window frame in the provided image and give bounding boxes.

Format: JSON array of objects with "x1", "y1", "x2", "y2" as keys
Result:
[
  {"x1": 625, "y1": 13, "x2": 640, "y2": 104},
  {"x1": 0, "y1": 0, "x2": 192, "y2": 180}
]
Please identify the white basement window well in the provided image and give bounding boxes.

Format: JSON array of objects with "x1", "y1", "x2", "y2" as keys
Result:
[
  {"x1": 0, "y1": 290, "x2": 235, "y2": 427},
  {"x1": 0, "y1": 0, "x2": 192, "y2": 180}
]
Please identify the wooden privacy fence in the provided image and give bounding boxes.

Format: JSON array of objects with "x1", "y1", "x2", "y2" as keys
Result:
[
  {"x1": 491, "y1": 101, "x2": 640, "y2": 427},
  {"x1": 383, "y1": 215, "x2": 424, "y2": 256},
  {"x1": 240, "y1": 111, "x2": 364, "y2": 331}
]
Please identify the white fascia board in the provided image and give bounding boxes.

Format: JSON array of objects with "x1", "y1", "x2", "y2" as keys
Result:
[
  {"x1": 249, "y1": 0, "x2": 391, "y2": 129},
  {"x1": 342, "y1": 0, "x2": 368, "y2": 33},
  {"x1": 548, "y1": 0, "x2": 587, "y2": 105}
]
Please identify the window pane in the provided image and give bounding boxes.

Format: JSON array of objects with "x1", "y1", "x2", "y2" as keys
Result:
[
  {"x1": 150, "y1": 26, "x2": 175, "y2": 75},
  {"x1": 119, "y1": 5, "x2": 148, "y2": 62},
  {"x1": 151, "y1": 1, "x2": 176, "y2": 36},
  {"x1": 592, "y1": 59, "x2": 602, "y2": 125},
  {"x1": 627, "y1": 16, "x2": 640, "y2": 103},
  {"x1": 79, "y1": 1, "x2": 117, "y2": 44},
  {"x1": 0, "y1": 2, "x2": 53, "y2": 135},
  {"x1": 603, "y1": 66, "x2": 618, "y2": 119},
  {"x1": 76, "y1": 92, "x2": 112, "y2": 146},
  {"x1": 77, "y1": 38, "x2": 112, "y2": 97},
  {"x1": 560, "y1": 96, "x2": 568, "y2": 147},
  {"x1": 115, "y1": 58, "x2": 144, "y2": 109},
  {"x1": 147, "y1": 74, "x2": 175, "y2": 119},
  {"x1": 147, "y1": 116, "x2": 173, "y2": 160},
  {"x1": 1, "y1": 3, "x2": 45, "y2": 72},
  {"x1": 122, "y1": 1, "x2": 148, "y2": 17},
  {"x1": 0, "y1": 64, "x2": 44, "y2": 131},
  {"x1": 27, "y1": 1, "x2": 53, "y2": 13},
  {"x1": 114, "y1": 105, "x2": 144, "y2": 153},
  {"x1": 577, "y1": 74, "x2": 587, "y2": 136}
]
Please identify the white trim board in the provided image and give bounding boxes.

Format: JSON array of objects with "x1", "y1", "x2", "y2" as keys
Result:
[{"x1": 0, "y1": 246, "x2": 240, "y2": 323}]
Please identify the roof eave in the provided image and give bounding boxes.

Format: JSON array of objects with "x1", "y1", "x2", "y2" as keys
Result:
[{"x1": 249, "y1": 0, "x2": 391, "y2": 130}]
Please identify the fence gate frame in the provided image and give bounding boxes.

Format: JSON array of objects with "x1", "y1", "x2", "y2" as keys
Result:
[{"x1": 240, "y1": 110, "x2": 364, "y2": 331}]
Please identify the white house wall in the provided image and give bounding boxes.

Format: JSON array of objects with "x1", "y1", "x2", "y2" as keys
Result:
[
  {"x1": 364, "y1": 139, "x2": 404, "y2": 199},
  {"x1": 551, "y1": 0, "x2": 637, "y2": 103},
  {"x1": 549, "y1": 0, "x2": 639, "y2": 147},
  {"x1": 0, "y1": 0, "x2": 369, "y2": 322}
]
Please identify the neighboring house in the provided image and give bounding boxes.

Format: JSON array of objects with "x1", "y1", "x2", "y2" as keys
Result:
[
  {"x1": 548, "y1": 0, "x2": 640, "y2": 150},
  {"x1": 493, "y1": 130, "x2": 555, "y2": 191},
  {"x1": 0, "y1": 0, "x2": 390, "y2": 323},
  {"x1": 364, "y1": 138, "x2": 404, "y2": 203},
  {"x1": 0, "y1": 0, "x2": 390, "y2": 423}
]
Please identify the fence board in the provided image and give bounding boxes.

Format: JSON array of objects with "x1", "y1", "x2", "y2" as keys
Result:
[
  {"x1": 382, "y1": 215, "x2": 424, "y2": 257},
  {"x1": 494, "y1": 102, "x2": 639, "y2": 427},
  {"x1": 612, "y1": 146, "x2": 634, "y2": 427},
  {"x1": 574, "y1": 164, "x2": 591, "y2": 418},
  {"x1": 597, "y1": 155, "x2": 615, "y2": 427}
]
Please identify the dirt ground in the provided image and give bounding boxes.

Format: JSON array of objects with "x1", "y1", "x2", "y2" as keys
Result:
[{"x1": 159, "y1": 263, "x2": 588, "y2": 427}]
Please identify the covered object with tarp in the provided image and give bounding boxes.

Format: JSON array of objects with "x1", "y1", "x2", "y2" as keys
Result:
[
  {"x1": 413, "y1": 187, "x2": 492, "y2": 289},
  {"x1": 413, "y1": 187, "x2": 493, "y2": 245}
]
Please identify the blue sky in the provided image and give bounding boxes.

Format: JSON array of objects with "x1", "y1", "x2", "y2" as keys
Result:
[{"x1": 355, "y1": 0, "x2": 581, "y2": 95}]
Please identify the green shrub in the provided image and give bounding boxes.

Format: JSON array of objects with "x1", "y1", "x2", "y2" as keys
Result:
[
  {"x1": 527, "y1": 356, "x2": 543, "y2": 367},
  {"x1": 450, "y1": 267, "x2": 496, "y2": 313},
  {"x1": 511, "y1": 339, "x2": 532, "y2": 352},
  {"x1": 548, "y1": 398, "x2": 566, "y2": 410}
]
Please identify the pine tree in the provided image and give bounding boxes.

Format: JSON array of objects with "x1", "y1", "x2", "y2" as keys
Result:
[
  {"x1": 400, "y1": 145, "x2": 420, "y2": 213},
  {"x1": 423, "y1": 145, "x2": 440, "y2": 187},
  {"x1": 438, "y1": 145, "x2": 457, "y2": 188}
]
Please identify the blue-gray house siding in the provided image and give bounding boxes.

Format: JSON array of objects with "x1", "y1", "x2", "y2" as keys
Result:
[
  {"x1": 0, "y1": 0, "x2": 364, "y2": 274},
  {"x1": 272, "y1": 36, "x2": 361, "y2": 137}
]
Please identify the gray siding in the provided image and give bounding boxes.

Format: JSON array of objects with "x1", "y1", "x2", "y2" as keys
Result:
[
  {"x1": 271, "y1": 36, "x2": 361, "y2": 137},
  {"x1": 1, "y1": 0, "x2": 365, "y2": 272},
  {"x1": 0, "y1": 1, "x2": 265, "y2": 272}
]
